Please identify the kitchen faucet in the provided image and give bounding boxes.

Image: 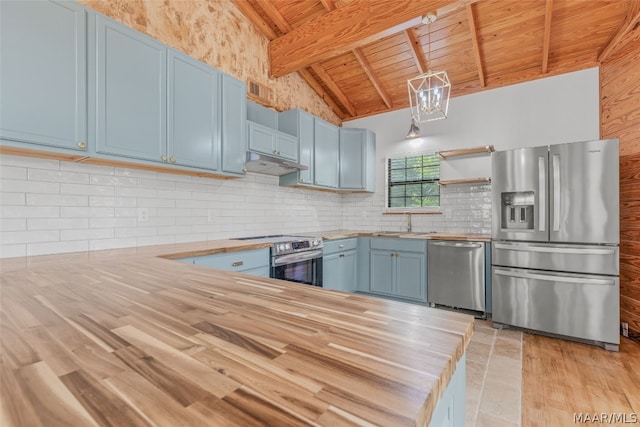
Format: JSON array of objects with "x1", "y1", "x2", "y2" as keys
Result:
[{"x1": 405, "y1": 211, "x2": 412, "y2": 232}]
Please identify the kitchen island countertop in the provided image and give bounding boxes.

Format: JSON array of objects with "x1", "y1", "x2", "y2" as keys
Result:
[{"x1": 0, "y1": 240, "x2": 473, "y2": 426}]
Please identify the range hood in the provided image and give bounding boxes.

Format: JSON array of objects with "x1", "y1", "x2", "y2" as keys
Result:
[{"x1": 244, "y1": 152, "x2": 308, "y2": 176}]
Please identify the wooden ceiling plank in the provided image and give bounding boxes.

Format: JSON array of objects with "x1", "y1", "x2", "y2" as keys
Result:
[
  {"x1": 311, "y1": 64, "x2": 357, "y2": 117},
  {"x1": 231, "y1": 1, "x2": 278, "y2": 40},
  {"x1": 269, "y1": 0, "x2": 457, "y2": 77},
  {"x1": 466, "y1": 3, "x2": 485, "y2": 87},
  {"x1": 541, "y1": 0, "x2": 553, "y2": 74},
  {"x1": 298, "y1": 68, "x2": 347, "y2": 120},
  {"x1": 404, "y1": 29, "x2": 428, "y2": 74},
  {"x1": 598, "y1": 1, "x2": 640, "y2": 62},
  {"x1": 352, "y1": 48, "x2": 393, "y2": 108}
]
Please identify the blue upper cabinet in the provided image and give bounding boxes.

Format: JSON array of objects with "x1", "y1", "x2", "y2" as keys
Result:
[
  {"x1": 278, "y1": 109, "x2": 314, "y2": 186},
  {"x1": 94, "y1": 14, "x2": 167, "y2": 162},
  {"x1": 167, "y1": 50, "x2": 220, "y2": 170},
  {"x1": 313, "y1": 118, "x2": 339, "y2": 188},
  {"x1": 221, "y1": 74, "x2": 247, "y2": 175},
  {"x1": 339, "y1": 128, "x2": 376, "y2": 192},
  {"x1": 0, "y1": 1, "x2": 87, "y2": 151}
]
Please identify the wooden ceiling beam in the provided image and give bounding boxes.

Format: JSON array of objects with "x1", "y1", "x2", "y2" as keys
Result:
[
  {"x1": 466, "y1": 4, "x2": 485, "y2": 87},
  {"x1": 231, "y1": 1, "x2": 278, "y2": 40},
  {"x1": 298, "y1": 69, "x2": 348, "y2": 119},
  {"x1": 311, "y1": 64, "x2": 357, "y2": 116},
  {"x1": 353, "y1": 48, "x2": 392, "y2": 108},
  {"x1": 541, "y1": 0, "x2": 553, "y2": 74},
  {"x1": 598, "y1": 1, "x2": 640, "y2": 62},
  {"x1": 404, "y1": 29, "x2": 428, "y2": 74},
  {"x1": 269, "y1": 0, "x2": 458, "y2": 77}
]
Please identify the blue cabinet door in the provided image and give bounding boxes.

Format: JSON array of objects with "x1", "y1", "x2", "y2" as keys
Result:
[
  {"x1": 221, "y1": 74, "x2": 247, "y2": 175},
  {"x1": 94, "y1": 15, "x2": 166, "y2": 162},
  {"x1": 395, "y1": 251, "x2": 427, "y2": 301},
  {"x1": 276, "y1": 133, "x2": 298, "y2": 161},
  {"x1": 1, "y1": 0, "x2": 87, "y2": 151},
  {"x1": 297, "y1": 112, "x2": 315, "y2": 184},
  {"x1": 248, "y1": 122, "x2": 276, "y2": 155},
  {"x1": 167, "y1": 50, "x2": 220, "y2": 170},
  {"x1": 370, "y1": 249, "x2": 395, "y2": 295},
  {"x1": 314, "y1": 118, "x2": 339, "y2": 188},
  {"x1": 339, "y1": 128, "x2": 365, "y2": 189},
  {"x1": 324, "y1": 250, "x2": 357, "y2": 292}
]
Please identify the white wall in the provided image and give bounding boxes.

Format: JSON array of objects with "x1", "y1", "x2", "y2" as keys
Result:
[
  {"x1": 341, "y1": 67, "x2": 600, "y2": 233},
  {"x1": 0, "y1": 68, "x2": 600, "y2": 258}
]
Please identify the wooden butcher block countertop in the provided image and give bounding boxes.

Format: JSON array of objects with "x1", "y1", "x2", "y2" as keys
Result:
[
  {"x1": 0, "y1": 240, "x2": 473, "y2": 427},
  {"x1": 316, "y1": 230, "x2": 492, "y2": 242}
]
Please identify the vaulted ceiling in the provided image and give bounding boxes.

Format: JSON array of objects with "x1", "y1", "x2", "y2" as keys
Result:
[{"x1": 233, "y1": 0, "x2": 640, "y2": 122}]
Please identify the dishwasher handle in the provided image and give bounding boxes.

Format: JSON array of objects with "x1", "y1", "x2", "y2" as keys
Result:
[{"x1": 430, "y1": 241, "x2": 483, "y2": 248}]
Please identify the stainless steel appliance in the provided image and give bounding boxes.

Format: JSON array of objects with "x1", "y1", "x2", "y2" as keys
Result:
[
  {"x1": 491, "y1": 139, "x2": 620, "y2": 350},
  {"x1": 233, "y1": 235, "x2": 323, "y2": 286},
  {"x1": 428, "y1": 241, "x2": 486, "y2": 313}
]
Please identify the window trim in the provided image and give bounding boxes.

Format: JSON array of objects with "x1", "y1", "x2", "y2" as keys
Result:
[{"x1": 384, "y1": 152, "x2": 442, "y2": 213}]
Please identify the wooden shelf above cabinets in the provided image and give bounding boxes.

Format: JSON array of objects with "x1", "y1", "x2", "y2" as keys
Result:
[
  {"x1": 438, "y1": 145, "x2": 494, "y2": 159},
  {"x1": 439, "y1": 177, "x2": 491, "y2": 186}
]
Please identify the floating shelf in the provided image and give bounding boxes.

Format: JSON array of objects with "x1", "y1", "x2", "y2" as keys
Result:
[
  {"x1": 439, "y1": 177, "x2": 491, "y2": 186},
  {"x1": 438, "y1": 145, "x2": 494, "y2": 159}
]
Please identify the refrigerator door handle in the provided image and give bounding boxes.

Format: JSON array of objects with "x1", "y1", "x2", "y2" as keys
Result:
[
  {"x1": 494, "y1": 268, "x2": 616, "y2": 286},
  {"x1": 538, "y1": 156, "x2": 546, "y2": 231},
  {"x1": 494, "y1": 243, "x2": 616, "y2": 255},
  {"x1": 552, "y1": 153, "x2": 561, "y2": 231}
]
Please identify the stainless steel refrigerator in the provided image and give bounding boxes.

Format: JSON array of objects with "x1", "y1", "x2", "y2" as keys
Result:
[{"x1": 491, "y1": 139, "x2": 620, "y2": 350}]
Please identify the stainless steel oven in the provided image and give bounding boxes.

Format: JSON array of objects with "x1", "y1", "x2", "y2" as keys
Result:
[
  {"x1": 232, "y1": 235, "x2": 323, "y2": 287},
  {"x1": 272, "y1": 249, "x2": 323, "y2": 287}
]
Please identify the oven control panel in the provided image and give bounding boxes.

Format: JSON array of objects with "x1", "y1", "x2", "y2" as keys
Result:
[{"x1": 273, "y1": 238, "x2": 322, "y2": 255}]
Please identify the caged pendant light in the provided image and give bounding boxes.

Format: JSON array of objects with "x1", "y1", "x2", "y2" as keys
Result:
[{"x1": 407, "y1": 13, "x2": 451, "y2": 125}]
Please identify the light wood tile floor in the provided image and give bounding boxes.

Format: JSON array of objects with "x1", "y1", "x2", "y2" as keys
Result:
[{"x1": 467, "y1": 320, "x2": 640, "y2": 427}]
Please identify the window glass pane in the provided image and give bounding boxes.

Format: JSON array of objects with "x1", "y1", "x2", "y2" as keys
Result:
[{"x1": 387, "y1": 154, "x2": 440, "y2": 208}]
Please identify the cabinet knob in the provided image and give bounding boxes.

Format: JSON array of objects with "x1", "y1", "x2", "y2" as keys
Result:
[
  {"x1": 300, "y1": 178, "x2": 304, "y2": 183},
  {"x1": 170, "y1": 156, "x2": 176, "y2": 163},
  {"x1": 242, "y1": 168, "x2": 247, "y2": 173},
  {"x1": 339, "y1": 254, "x2": 345, "y2": 258},
  {"x1": 77, "y1": 141, "x2": 86, "y2": 149},
  {"x1": 277, "y1": 151, "x2": 281, "y2": 155},
  {"x1": 339, "y1": 244, "x2": 344, "y2": 248},
  {"x1": 161, "y1": 155, "x2": 167, "y2": 162},
  {"x1": 315, "y1": 181, "x2": 319, "y2": 184},
  {"x1": 273, "y1": 150, "x2": 277, "y2": 154}
]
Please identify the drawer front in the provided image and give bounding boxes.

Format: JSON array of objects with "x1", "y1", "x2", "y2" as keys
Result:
[
  {"x1": 323, "y1": 238, "x2": 358, "y2": 254},
  {"x1": 370, "y1": 237, "x2": 426, "y2": 253},
  {"x1": 195, "y1": 248, "x2": 269, "y2": 272}
]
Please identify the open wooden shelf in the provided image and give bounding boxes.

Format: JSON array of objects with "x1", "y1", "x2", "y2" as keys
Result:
[
  {"x1": 438, "y1": 145, "x2": 494, "y2": 159},
  {"x1": 439, "y1": 177, "x2": 491, "y2": 186}
]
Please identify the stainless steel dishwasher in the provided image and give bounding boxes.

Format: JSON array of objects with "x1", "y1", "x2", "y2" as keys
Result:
[{"x1": 428, "y1": 240, "x2": 485, "y2": 312}]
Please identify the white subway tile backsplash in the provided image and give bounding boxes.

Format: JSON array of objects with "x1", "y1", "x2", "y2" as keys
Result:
[
  {"x1": 1, "y1": 165, "x2": 27, "y2": 180},
  {"x1": 27, "y1": 218, "x2": 88, "y2": 230},
  {"x1": 27, "y1": 169, "x2": 90, "y2": 184},
  {"x1": 0, "y1": 152, "x2": 489, "y2": 258},
  {"x1": 0, "y1": 218, "x2": 26, "y2": 232},
  {"x1": 26, "y1": 194, "x2": 88, "y2": 207}
]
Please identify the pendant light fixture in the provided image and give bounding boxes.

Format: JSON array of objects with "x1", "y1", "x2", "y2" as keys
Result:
[
  {"x1": 406, "y1": 119, "x2": 420, "y2": 139},
  {"x1": 407, "y1": 13, "x2": 451, "y2": 124}
]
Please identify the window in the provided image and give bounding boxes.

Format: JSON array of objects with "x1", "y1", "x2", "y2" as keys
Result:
[{"x1": 388, "y1": 153, "x2": 440, "y2": 208}]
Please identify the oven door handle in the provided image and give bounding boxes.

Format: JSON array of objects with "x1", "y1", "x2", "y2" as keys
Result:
[{"x1": 273, "y1": 250, "x2": 324, "y2": 266}]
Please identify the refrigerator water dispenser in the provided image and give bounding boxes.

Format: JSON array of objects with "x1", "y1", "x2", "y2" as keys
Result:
[{"x1": 501, "y1": 191, "x2": 534, "y2": 230}]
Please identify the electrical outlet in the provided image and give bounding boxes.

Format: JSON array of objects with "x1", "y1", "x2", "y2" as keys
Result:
[
  {"x1": 137, "y1": 207, "x2": 149, "y2": 222},
  {"x1": 622, "y1": 322, "x2": 629, "y2": 337}
]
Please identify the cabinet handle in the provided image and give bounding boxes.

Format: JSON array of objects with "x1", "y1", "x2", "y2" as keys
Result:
[
  {"x1": 339, "y1": 254, "x2": 345, "y2": 258},
  {"x1": 277, "y1": 151, "x2": 281, "y2": 155},
  {"x1": 170, "y1": 156, "x2": 176, "y2": 163},
  {"x1": 339, "y1": 244, "x2": 345, "y2": 248},
  {"x1": 161, "y1": 155, "x2": 167, "y2": 162},
  {"x1": 231, "y1": 261, "x2": 244, "y2": 267},
  {"x1": 390, "y1": 253, "x2": 395, "y2": 257},
  {"x1": 77, "y1": 141, "x2": 86, "y2": 149},
  {"x1": 273, "y1": 150, "x2": 278, "y2": 154},
  {"x1": 300, "y1": 178, "x2": 305, "y2": 183}
]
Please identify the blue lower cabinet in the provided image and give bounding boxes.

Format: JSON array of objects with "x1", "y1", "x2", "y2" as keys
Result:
[
  {"x1": 175, "y1": 248, "x2": 269, "y2": 277},
  {"x1": 368, "y1": 238, "x2": 427, "y2": 302},
  {"x1": 323, "y1": 238, "x2": 358, "y2": 292}
]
